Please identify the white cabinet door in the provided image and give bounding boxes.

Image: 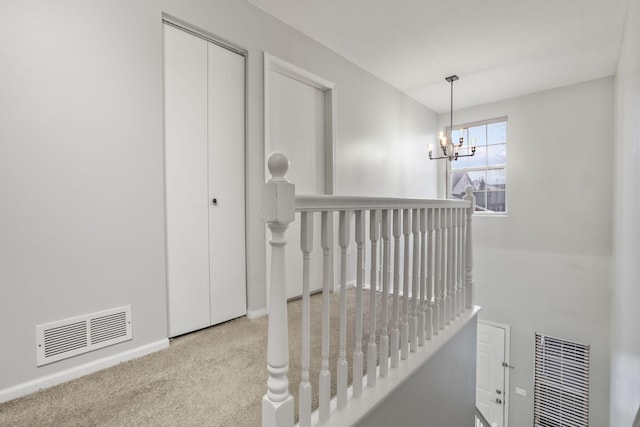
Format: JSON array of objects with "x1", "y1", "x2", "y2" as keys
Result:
[{"x1": 164, "y1": 24, "x2": 246, "y2": 337}]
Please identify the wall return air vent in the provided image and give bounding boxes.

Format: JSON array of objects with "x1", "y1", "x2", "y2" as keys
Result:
[{"x1": 36, "y1": 306, "x2": 132, "y2": 367}]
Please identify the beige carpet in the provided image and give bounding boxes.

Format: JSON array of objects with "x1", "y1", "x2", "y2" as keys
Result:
[{"x1": 0, "y1": 289, "x2": 386, "y2": 426}]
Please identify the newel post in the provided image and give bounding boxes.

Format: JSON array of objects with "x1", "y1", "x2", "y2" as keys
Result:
[
  {"x1": 262, "y1": 153, "x2": 295, "y2": 427},
  {"x1": 463, "y1": 185, "x2": 475, "y2": 310}
]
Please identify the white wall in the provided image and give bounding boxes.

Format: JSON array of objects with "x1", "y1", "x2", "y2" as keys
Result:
[
  {"x1": 611, "y1": 0, "x2": 640, "y2": 424},
  {"x1": 355, "y1": 316, "x2": 477, "y2": 427},
  {"x1": 0, "y1": 0, "x2": 438, "y2": 396},
  {"x1": 439, "y1": 78, "x2": 614, "y2": 426}
]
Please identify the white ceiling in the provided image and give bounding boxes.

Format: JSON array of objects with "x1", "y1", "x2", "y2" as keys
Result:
[{"x1": 247, "y1": 0, "x2": 630, "y2": 113}]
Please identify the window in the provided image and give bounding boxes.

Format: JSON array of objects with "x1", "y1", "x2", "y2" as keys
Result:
[
  {"x1": 449, "y1": 117, "x2": 507, "y2": 213},
  {"x1": 534, "y1": 333, "x2": 590, "y2": 427}
]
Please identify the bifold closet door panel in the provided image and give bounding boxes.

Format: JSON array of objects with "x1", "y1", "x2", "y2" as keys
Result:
[
  {"x1": 207, "y1": 43, "x2": 247, "y2": 325},
  {"x1": 164, "y1": 24, "x2": 211, "y2": 337}
]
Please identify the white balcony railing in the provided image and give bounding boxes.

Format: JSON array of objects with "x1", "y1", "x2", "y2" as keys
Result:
[{"x1": 262, "y1": 152, "x2": 476, "y2": 427}]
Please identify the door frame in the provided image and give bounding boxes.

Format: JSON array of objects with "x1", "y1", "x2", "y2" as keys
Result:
[
  {"x1": 478, "y1": 319, "x2": 511, "y2": 427},
  {"x1": 263, "y1": 53, "x2": 336, "y2": 195},
  {"x1": 162, "y1": 16, "x2": 250, "y2": 334}
]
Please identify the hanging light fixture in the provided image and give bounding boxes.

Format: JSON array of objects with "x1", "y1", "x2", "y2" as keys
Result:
[{"x1": 428, "y1": 75, "x2": 476, "y2": 161}]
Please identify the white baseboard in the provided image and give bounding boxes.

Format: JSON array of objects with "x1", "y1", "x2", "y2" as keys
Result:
[
  {"x1": 0, "y1": 338, "x2": 169, "y2": 404},
  {"x1": 247, "y1": 307, "x2": 267, "y2": 319}
]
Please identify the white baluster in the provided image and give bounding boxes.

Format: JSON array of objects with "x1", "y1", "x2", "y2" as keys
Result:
[
  {"x1": 319, "y1": 211, "x2": 332, "y2": 422},
  {"x1": 452, "y1": 208, "x2": 459, "y2": 318},
  {"x1": 410, "y1": 208, "x2": 419, "y2": 353},
  {"x1": 299, "y1": 212, "x2": 313, "y2": 427},
  {"x1": 418, "y1": 208, "x2": 427, "y2": 346},
  {"x1": 368, "y1": 209, "x2": 379, "y2": 387},
  {"x1": 434, "y1": 208, "x2": 442, "y2": 333},
  {"x1": 464, "y1": 186, "x2": 475, "y2": 309},
  {"x1": 447, "y1": 207, "x2": 454, "y2": 325},
  {"x1": 442, "y1": 208, "x2": 450, "y2": 326},
  {"x1": 390, "y1": 209, "x2": 401, "y2": 368},
  {"x1": 353, "y1": 210, "x2": 365, "y2": 398},
  {"x1": 379, "y1": 210, "x2": 390, "y2": 377},
  {"x1": 460, "y1": 208, "x2": 467, "y2": 311},
  {"x1": 460, "y1": 208, "x2": 466, "y2": 314},
  {"x1": 262, "y1": 153, "x2": 295, "y2": 427},
  {"x1": 425, "y1": 208, "x2": 434, "y2": 341},
  {"x1": 401, "y1": 209, "x2": 410, "y2": 359},
  {"x1": 456, "y1": 208, "x2": 463, "y2": 317},
  {"x1": 442, "y1": 208, "x2": 449, "y2": 330},
  {"x1": 337, "y1": 211, "x2": 349, "y2": 410}
]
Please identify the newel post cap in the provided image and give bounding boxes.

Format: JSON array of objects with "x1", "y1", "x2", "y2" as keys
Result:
[
  {"x1": 463, "y1": 184, "x2": 475, "y2": 213},
  {"x1": 262, "y1": 152, "x2": 295, "y2": 224}
]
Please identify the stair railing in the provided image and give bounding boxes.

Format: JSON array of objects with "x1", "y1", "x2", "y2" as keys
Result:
[{"x1": 262, "y1": 152, "x2": 475, "y2": 427}]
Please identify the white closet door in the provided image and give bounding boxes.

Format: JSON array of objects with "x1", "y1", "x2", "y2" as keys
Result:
[
  {"x1": 164, "y1": 24, "x2": 211, "y2": 337},
  {"x1": 165, "y1": 24, "x2": 247, "y2": 337},
  {"x1": 208, "y1": 43, "x2": 247, "y2": 325}
]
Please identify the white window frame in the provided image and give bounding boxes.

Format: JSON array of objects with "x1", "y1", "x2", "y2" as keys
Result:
[{"x1": 446, "y1": 116, "x2": 507, "y2": 215}]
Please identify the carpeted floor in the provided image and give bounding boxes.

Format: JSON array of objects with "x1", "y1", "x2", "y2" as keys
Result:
[{"x1": 0, "y1": 289, "x2": 383, "y2": 426}]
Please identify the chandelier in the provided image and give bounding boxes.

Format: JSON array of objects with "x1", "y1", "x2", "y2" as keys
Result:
[{"x1": 428, "y1": 75, "x2": 476, "y2": 161}]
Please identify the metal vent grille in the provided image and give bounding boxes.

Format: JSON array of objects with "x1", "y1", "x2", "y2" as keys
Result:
[
  {"x1": 90, "y1": 312, "x2": 127, "y2": 345},
  {"x1": 43, "y1": 321, "x2": 87, "y2": 358},
  {"x1": 36, "y1": 306, "x2": 132, "y2": 366},
  {"x1": 534, "y1": 333, "x2": 590, "y2": 427}
]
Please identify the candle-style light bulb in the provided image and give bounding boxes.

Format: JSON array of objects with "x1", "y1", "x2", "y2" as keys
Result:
[{"x1": 428, "y1": 143, "x2": 433, "y2": 153}]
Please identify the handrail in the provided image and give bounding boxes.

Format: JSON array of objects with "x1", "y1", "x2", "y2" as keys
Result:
[
  {"x1": 475, "y1": 406, "x2": 492, "y2": 427},
  {"x1": 295, "y1": 194, "x2": 471, "y2": 212}
]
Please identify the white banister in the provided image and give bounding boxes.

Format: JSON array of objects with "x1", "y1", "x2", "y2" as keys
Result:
[
  {"x1": 353, "y1": 210, "x2": 365, "y2": 398},
  {"x1": 337, "y1": 210, "x2": 349, "y2": 410},
  {"x1": 299, "y1": 211, "x2": 313, "y2": 427},
  {"x1": 367, "y1": 209, "x2": 379, "y2": 387},
  {"x1": 319, "y1": 211, "x2": 332, "y2": 422},
  {"x1": 262, "y1": 153, "x2": 295, "y2": 427},
  {"x1": 379, "y1": 210, "x2": 391, "y2": 377},
  {"x1": 464, "y1": 185, "x2": 475, "y2": 310},
  {"x1": 261, "y1": 153, "x2": 475, "y2": 427}
]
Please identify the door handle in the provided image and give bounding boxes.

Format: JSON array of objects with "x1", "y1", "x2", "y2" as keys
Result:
[
  {"x1": 212, "y1": 198, "x2": 218, "y2": 205},
  {"x1": 494, "y1": 398, "x2": 502, "y2": 404},
  {"x1": 496, "y1": 389, "x2": 502, "y2": 395}
]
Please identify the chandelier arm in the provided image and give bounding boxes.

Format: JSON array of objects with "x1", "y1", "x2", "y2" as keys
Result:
[{"x1": 429, "y1": 153, "x2": 453, "y2": 161}]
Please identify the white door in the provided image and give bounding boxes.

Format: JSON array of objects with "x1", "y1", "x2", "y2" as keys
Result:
[
  {"x1": 476, "y1": 321, "x2": 509, "y2": 427},
  {"x1": 164, "y1": 24, "x2": 246, "y2": 337},
  {"x1": 265, "y1": 60, "x2": 331, "y2": 299}
]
